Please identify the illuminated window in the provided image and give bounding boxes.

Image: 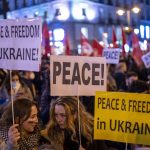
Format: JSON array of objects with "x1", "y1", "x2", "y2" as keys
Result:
[
  {"x1": 53, "y1": 28, "x2": 65, "y2": 55},
  {"x1": 54, "y1": 6, "x2": 70, "y2": 21},
  {"x1": 140, "y1": 25, "x2": 144, "y2": 38},
  {"x1": 81, "y1": 27, "x2": 88, "y2": 38},
  {"x1": 134, "y1": 28, "x2": 139, "y2": 34},
  {"x1": 72, "y1": 3, "x2": 87, "y2": 20},
  {"x1": 146, "y1": 26, "x2": 150, "y2": 39},
  {"x1": 53, "y1": 41, "x2": 64, "y2": 55},
  {"x1": 77, "y1": 44, "x2": 82, "y2": 55},
  {"x1": 53, "y1": 28, "x2": 65, "y2": 41}
]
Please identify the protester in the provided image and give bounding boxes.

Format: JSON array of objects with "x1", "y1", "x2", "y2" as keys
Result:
[
  {"x1": 41, "y1": 96, "x2": 111, "y2": 150},
  {"x1": 114, "y1": 62, "x2": 127, "y2": 91},
  {"x1": 0, "y1": 98, "x2": 40, "y2": 150},
  {"x1": 21, "y1": 71, "x2": 36, "y2": 100},
  {"x1": 128, "y1": 80, "x2": 149, "y2": 93},
  {"x1": 0, "y1": 71, "x2": 33, "y2": 101},
  {"x1": 125, "y1": 71, "x2": 138, "y2": 91}
]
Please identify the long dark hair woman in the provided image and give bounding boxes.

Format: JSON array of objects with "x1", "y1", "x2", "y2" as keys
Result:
[{"x1": 0, "y1": 98, "x2": 40, "y2": 150}]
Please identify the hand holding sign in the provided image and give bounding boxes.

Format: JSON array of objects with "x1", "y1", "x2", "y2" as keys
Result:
[{"x1": 8, "y1": 124, "x2": 20, "y2": 147}]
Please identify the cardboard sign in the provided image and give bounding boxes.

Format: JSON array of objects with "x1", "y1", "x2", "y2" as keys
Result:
[
  {"x1": 142, "y1": 52, "x2": 150, "y2": 69},
  {"x1": 103, "y1": 48, "x2": 120, "y2": 64},
  {"x1": 50, "y1": 55, "x2": 107, "y2": 96},
  {"x1": 0, "y1": 18, "x2": 42, "y2": 71},
  {"x1": 94, "y1": 91, "x2": 150, "y2": 145}
]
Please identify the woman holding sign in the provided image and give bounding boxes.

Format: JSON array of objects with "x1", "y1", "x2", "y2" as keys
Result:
[
  {"x1": 0, "y1": 98, "x2": 40, "y2": 150},
  {"x1": 41, "y1": 97, "x2": 109, "y2": 150}
]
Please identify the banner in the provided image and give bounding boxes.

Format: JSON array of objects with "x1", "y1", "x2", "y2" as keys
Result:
[
  {"x1": 92, "y1": 39, "x2": 103, "y2": 57},
  {"x1": 132, "y1": 32, "x2": 143, "y2": 67},
  {"x1": 50, "y1": 56, "x2": 107, "y2": 96},
  {"x1": 103, "y1": 48, "x2": 120, "y2": 64},
  {"x1": 0, "y1": 18, "x2": 42, "y2": 71},
  {"x1": 94, "y1": 91, "x2": 150, "y2": 145},
  {"x1": 142, "y1": 51, "x2": 150, "y2": 68}
]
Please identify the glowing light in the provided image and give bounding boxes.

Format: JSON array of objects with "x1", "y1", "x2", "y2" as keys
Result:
[
  {"x1": 140, "y1": 25, "x2": 145, "y2": 38},
  {"x1": 77, "y1": 45, "x2": 82, "y2": 54},
  {"x1": 54, "y1": 41, "x2": 64, "y2": 55},
  {"x1": 53, "y1": 28, "x2": 65, "y2": 41},
  {"x1": 34, "y1": 11, "x2": 39, "y2": 16},
  {"x1": 86, "y1": 7, "x2": 96, "y2": 21},
  {"x1": 81, "y1": 27, "x2": 88, "y2": 38},
  {"x1": 132, "y1": 6, "x2": 141, "y2": 14},
  {"x1": 110, "y1": 43, "x2": 113, "y2": 48},
  {"x1": 124, "y1": 44, "x2": 130, "y2": 52},
  {"x1": 139, "y1": 41, "x2": 147, "y2": 51},
  {"x1": 99, "y1": 41, "x2": 104, "y2": 46},
  {"x1": 146, "y1": 26, "x2": 150, "y2": 39},
  {"x1": 72, "y1": 3, "x2": 88, "y2": 20},
  {"x1": 134, "y1": 28, "x2": 139, "y2": 34},
  {"x1": 103, "y1": 33, "x2": 108, "y2": 38},
  {"x1": 125, "y1": 27, "x2": 130, "y2": 31},
  {"x1": 116, "y1": 9, "x2": 125, "y2": 16},
  {"x1": 116, "y1": 41, "x2": 119, "y2": 45},
  {"x1": 56, "y1": 6, "x2": 70, "y2": 21}
]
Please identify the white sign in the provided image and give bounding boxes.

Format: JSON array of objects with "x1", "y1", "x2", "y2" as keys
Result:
[
  {"x1": 103, "y1": 48, "x2": 120, "y2": 64},
  {"x1": 50, "y1": 55, "x2": 107, "y2": 96},
  {"x1": 142, "y1": 51, "x2": 150, "y2": 68},
  {"x1": 0, "y1": 18, "x2": 42, "y2": 71}
]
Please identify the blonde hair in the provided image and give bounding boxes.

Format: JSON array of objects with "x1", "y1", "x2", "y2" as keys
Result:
[{"x1": 47, "y1": 97, "x2": 93, "y2": 145}]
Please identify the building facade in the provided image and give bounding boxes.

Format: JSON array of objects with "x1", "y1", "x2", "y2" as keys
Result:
[{"x1": 1, "y1": 0, "x2": 150, "y2": 54}]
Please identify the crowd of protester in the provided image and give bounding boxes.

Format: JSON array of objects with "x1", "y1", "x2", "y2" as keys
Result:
[{"x1": 0, "y1": 53, "x2": 149, "y2": 150}]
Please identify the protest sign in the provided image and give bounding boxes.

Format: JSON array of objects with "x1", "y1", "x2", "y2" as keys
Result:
[
  {"x1": 103, "y1": 48, "x2": 120, "y2": 64},
  {"x1": 94, "y1": 91, "x2": 150, "y2": 145},
  {"x1": 142, "y1": 52, "x2": 150, "y2": 69},
  {"x1": 50, "y1": 55, "x2": 107, "y2": 96},
  {"x1": 0, "y1": 18, "x2": 42, "y2": 71}
]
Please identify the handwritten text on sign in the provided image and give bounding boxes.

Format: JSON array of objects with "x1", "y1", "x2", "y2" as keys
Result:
[
  {"x1": 0, "y1": 18, "x2": 42, "y2": 71},
  {"x1": 94, "y1": 91, "x2": 150, "y2": 145},
  {"x1": 50, "y1": 56, "x2": 107, "y2": 96}
]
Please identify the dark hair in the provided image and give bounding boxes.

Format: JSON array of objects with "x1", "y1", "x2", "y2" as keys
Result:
[
  {"x1": 1, "y1": 98, "x2": 38, "y2": 126},
  {"x1": 126, "y1": 71, "x2": 138, "y2": 78},
  {"x1": 128, "y1": 80, "x2": 149, "y2": 93},
  {"x1": 2, "y1": 71, "x2": 25, "y2": 92}
]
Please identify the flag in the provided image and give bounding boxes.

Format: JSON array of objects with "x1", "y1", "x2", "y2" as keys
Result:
[
  {"x1": 112, "y1": 26, "x2": 118, "y2": 48},
  {"x1": 80, "y1": 32, "x2": 93, "y2": 56},
  {"x1": 121, "y1": 26, "x2": 126, "y2": 57},
  {"x1": 42, "y1": 21, "x2": 51, "y2": 55},
  {"x1": 102, "y1": 33, "x2": 108, "y2": 48},
  {"x1": 92, "y1": 39, "x2": 103, "y2": 56},
  {"x1": 132, "y1": 32, "x2": 143, "y2": 67},
  {"x1": 64, "y1": 33, "x2": 71, "y2": 55}
]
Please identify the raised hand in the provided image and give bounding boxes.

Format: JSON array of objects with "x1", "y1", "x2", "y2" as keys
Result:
[{"x1": 8, "y1": 124, "x2": 20, "y2": 147}]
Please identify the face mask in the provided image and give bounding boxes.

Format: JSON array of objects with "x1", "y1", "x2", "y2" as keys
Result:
[
  {"x1": 29, "y1": 72, "x2": 35, "y2": 80},
  {"x1": 12, "y1": 81, "x2": 20, "y2": 91}
]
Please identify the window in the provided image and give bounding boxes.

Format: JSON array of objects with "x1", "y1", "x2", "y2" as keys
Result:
[{"x1": 81, "y1": 27, "x2": 88, "y2": 38}]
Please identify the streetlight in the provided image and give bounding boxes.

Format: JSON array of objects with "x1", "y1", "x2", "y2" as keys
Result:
[{"x1": 116, "y1": 6, "x2": 141, "y2": 27}]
